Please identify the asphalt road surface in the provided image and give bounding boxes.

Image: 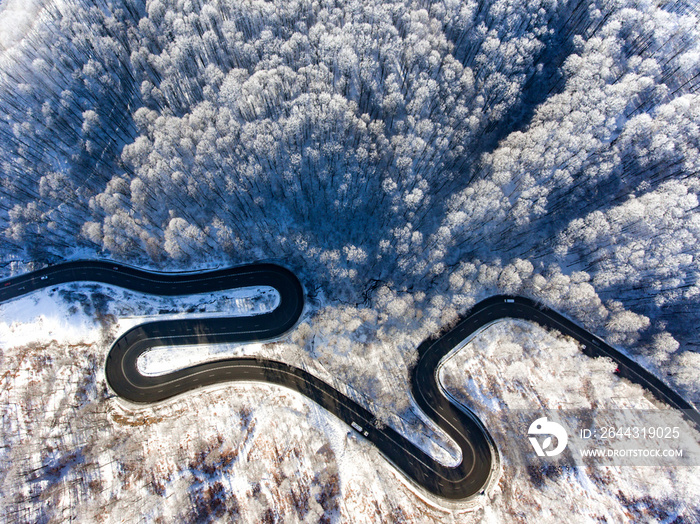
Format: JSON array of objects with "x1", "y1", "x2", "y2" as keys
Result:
[{"x1": 2, "y1": 261, "x2": 698, "y2": 500}]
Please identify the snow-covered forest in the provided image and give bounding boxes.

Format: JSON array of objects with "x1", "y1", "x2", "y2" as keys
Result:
[
  {"x1": 1, "y1": 0, "x2": 700, "y2": 521},
  {"x1": 1, "y1": 0, "x2": 699, "y2": 397}
]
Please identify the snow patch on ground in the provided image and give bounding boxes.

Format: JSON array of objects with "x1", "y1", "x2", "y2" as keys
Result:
[
  {"x1": 113, "y1": 284, "x2": 279, "y2": 329},
  {"x1": 138, "y1": 343, "x2": 267, "y2": 376},
  {"x1": 0, "y1": 287, "x2": 102, "y2": 348}
]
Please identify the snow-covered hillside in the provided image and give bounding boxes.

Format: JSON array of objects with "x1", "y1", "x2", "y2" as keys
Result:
[{"x1": 1, "y1": 287, "x2": 698, "y2": 522}]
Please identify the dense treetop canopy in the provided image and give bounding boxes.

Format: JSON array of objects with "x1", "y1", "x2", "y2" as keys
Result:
[{"x1": 0, "y1": 0, "x2": 699, "y2": 394}]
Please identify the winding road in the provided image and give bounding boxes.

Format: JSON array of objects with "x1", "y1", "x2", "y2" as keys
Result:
[{"x1": 1, "y1": 261, "x2": 699, "y2": 501}]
